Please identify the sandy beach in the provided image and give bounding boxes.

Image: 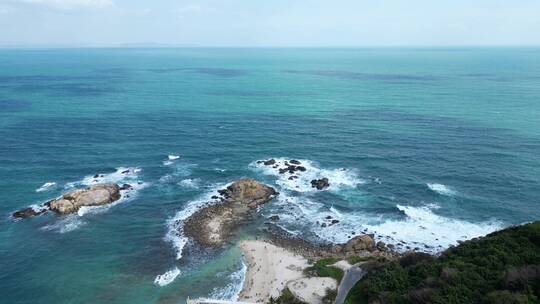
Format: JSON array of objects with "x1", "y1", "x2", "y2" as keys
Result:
[
  {"x1": 238, "y1": 240, "x2": 310, "y2": 302},
  {"x1": 238, "y1": 240, "x2": 339, "y2": 303}
]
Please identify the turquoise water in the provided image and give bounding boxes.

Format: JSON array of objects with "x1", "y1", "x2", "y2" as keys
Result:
[{"x1": 1, "y1": 48, "x2": 539, "y2": 303}]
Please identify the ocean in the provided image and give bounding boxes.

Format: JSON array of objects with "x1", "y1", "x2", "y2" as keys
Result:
[{"x1": 1, "y1": 47, "x2": 539, "y2": 303}]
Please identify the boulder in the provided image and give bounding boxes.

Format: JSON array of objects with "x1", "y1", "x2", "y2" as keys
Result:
[
  {"x1": 219, "y1": 179, "x2": 277, "y2": 208},
  {"x1": 311, "y1": 178, "x2": 330, "y2": 190},
  {"x1": 49, "y1": 183, "x2": 121, "y2": 214},
  {"x1": 343, "y1": 234, "x2": 376, "y2": 253},
  {"x1": 12, "y1": 206, "x2": 47, "y2": 218},
  {"x1": 268, "y1": 215, "x2": 280, "y2": 221},
  {"x1": 119, "y1": 183, "x2": 133, "y2": 190},
  {"x1": 263, "y1": 159, "x2": 276, "y2": 166}
]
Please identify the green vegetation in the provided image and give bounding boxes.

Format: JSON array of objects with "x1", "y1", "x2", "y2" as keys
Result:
[
  {"x1": 305, "y1": 257, "x2": 345, "y2": 282},
  {"x1": 345, "y1": 221, "x2": 540, "y2": 304},
  {"x1": 322, "y1": 288, "x2": 338, "y2": 304},
  {"x1": 346, "y1": 255, "x2": 387, "y2": 265},
  {"x1": 269, "y1": 288, "x2": 307, "y2": 304}
]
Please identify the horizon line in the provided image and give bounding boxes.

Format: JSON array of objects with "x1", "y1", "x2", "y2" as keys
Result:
[{"x1": 1, "y1": 44, "x2": 540, "y2": 49}]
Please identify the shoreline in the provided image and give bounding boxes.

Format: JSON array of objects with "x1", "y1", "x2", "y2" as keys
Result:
[{"x1": 238, "y1": 240, "x2": 339, "y2": 304}]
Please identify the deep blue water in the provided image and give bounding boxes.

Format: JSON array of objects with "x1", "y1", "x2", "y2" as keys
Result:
[{"x1": 1, "y1": 48, "x2": 539, "y2": 303}]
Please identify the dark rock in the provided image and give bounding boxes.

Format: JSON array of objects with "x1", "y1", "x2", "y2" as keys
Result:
[
  {"x1": 93, "y1": 174, "x2": 99, "y2": 178},
  {"x1": 376, "y1": 241, "x2": 387, "y2": 251},
  {"x1": 263, "y1": 159, "x2": 276, "y2": 166},
  {"x1": 325, "y1": 215, "x2": 332, "y2": 219},
  {"x1": 331, "y1": 219, "x2": 340, "y2": 225},
  {"x1": 211, "y1": 195, "x2": 218, "y2": 199},
  {"x1": 119, "y1": 183, "x2": 133, "y2": 191},
  {"x1": 268, "y1": 215, "x2": 280, "y2": 221},
  {"x1": 321, "y1": 223, "x2": 327, "y2": 228},
  {"x1": 13, "y1": 207, "x2": 46, "y2": 218},
  {"x1": 296, "y1": 166, "x2": 307, "y2": 172},
  {"x1": 310, "y1": 178, "x2": 330, "y2": 190},
  {"x1": 121, "y1": 170, "x2": 130, "y2": 174},
  {"x1": 289, "y1": 159, "x2": 301, "y2": 165}
]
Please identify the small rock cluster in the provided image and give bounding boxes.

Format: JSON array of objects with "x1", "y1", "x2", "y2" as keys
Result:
[{"x1": 257, "y1": 158, "x2": 331, "y2": 190}]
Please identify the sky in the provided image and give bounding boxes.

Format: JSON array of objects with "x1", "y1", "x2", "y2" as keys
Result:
[{"x1": 0, "y1": 0, "x2": 539, "y2": 47}]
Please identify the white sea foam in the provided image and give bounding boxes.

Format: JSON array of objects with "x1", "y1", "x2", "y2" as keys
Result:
[
  {"x1": 36, "y1": 182, "x2": 56, "y2": 192},
  {"x1": 163, "y1": 155, "x2": 181, "y2": 166},
  {"x1": 365, "y1": 205, "x2": 501, "y2": 251},
  {"x1": 250, "y1": 158, "x2": 364, "y2": 192},
  {"x1": 178, "y1": 178, "x2": 200, "y2": 189},
  {"x1": 154, "y1": 267, "x2": 181, "y2": 287},
  {"x1": 209, "y1": 260, "x2": 247, "y2": 300},
  {"x1": 427, "y1": 183, "x2": 456, "y2": 196},
  {"x1": 165, "y1": 183, "x2": 228, "y2": 260},
  {"x1": 267, "y1": 190, "x2": 501, "y2": 253},
  {"x1": 159, "y1": 163, "x2": 195, "y2": 183},
  {"x1": 41, "y1": 215, "x2": 87, "y2": 233}
]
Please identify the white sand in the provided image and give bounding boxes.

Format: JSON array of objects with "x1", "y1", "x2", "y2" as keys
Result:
[
  {"x1": 238, "y1": 240, "x2": 309, "y2": 303},
  {"x1": 238, "y1": 240, "x2": 340, "y2": 304}
]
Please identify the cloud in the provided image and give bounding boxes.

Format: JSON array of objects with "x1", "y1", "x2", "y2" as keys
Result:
[{"x1": 14, "y1": 0, "x2": 114, "y2": 10}]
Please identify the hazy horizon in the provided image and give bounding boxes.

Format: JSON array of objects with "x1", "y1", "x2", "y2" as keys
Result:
[{"x1": 1, "y1": 0, "x2": 539, "y2": 47}]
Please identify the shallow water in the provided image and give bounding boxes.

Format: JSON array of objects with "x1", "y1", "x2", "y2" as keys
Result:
[{"x1": 1, "y1": 48, "x2": 539, "y2": 303}]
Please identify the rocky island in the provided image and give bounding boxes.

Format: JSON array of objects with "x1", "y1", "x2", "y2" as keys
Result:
[
  {"x1": 13, "y1": 183, "x2": 129, "y2": 218},
  {"x1": 183, "y1": 178, "x2": 277, "y2": 246}
]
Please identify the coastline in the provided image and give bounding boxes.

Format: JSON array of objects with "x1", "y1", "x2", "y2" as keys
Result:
[{"x1": 238, "y1": 240, "x2": 310, "y2": 302}]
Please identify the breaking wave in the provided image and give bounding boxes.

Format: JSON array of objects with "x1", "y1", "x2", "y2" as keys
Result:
[
  {"x1": 427, "y1": 183, "x2": 456, "y2": 196},
  {"x1": 164, "y1": 183, "x2": 228, "y2": 260},
  {"x1": 154, "y1": 267, "x2": 181, "y2": 287},
  {"x1": 36, "y1": 182, "x2": 56, "y2": 192},
  {"x1": 250, "y1": 157, "x2": 364, "y2": 192},
  {"x1": 209, "y1": 260, "x2": 247, "y2": 300}
]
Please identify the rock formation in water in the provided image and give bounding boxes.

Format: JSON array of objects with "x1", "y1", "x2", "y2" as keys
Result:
[
  {"x1": 48, "y1": 183, "x2": 121, "y2": 214},
  {"x1": 13, "y1": 183, "x2": 123, "y2": 218},
  {"x1": 183, "y1": 178, "x2": 277, "y2": 246}
]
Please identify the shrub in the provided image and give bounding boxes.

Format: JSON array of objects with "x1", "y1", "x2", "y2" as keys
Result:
[{"x1": 345, "y1": 221, "x2": 540, "y2": 304}]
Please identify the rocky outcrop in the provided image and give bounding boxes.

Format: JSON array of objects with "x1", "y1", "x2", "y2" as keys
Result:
[
  {"x1": 12, "y1": 206, "x2": 48, "y2": 219},
  {"x1": 13, "y1": 183, "x2": 122, "y2": 218},
  {"x1": 311, "y1": 178, "x2": 330, "y2": 190},
  {"x1": 343, "y1": 235, "x2": 376, "y2": 253},
  {"x1": 49, "y1": 183, "x2": 121, "y2": 214},
  {"x1": 184, "y1": 179, "x2": 277, "y2": 246}
]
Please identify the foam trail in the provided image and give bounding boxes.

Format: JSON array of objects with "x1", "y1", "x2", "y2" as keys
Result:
[
  {"x1": 265, "y1": 190, "x2": 501, "y2": 253},
  {"x1": 165, "y1": 183, "x2": 229, "y2": 260},
  {"x1": 365, "y1": 205, "x2": 501, "y2": 251},
  {"x1": 250, "y1": 157, "x2": 364, "y2": 192},
  {"x1": 209, "y1": 260, "x2": 247, "y2": 300},
  {"x1": 168, "y1": 155, "x2": 180, "y2": 160},
  {"x1": 154, "y1": 267, "x2": 181, "y2": 287},
  {"x1": 36, "y1": 182, "x2": 56, "y2": 192},
  {"x1": 41, "y1": 214, "x2": 87, "y2": 234},
  {"x1": 178, "y1": 178, "x2": 200, "y2": 189},
  {"x1": 427, "y1": 183, "x2": 456, "y2": 196}
]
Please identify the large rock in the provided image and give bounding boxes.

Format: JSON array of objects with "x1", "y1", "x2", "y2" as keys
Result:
[
  {"x1": 184, "y1": 179, "x2": 277, "y2": 246},
  {"x1": 220, "y1": 178, "x2": 277, "y2": 208},
  {"x1": 49, "y1": 183, "x2": 121, "y2": 214},
  {"x1": 343, "y1": 234, "x2": 376, "y2": 253}
]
